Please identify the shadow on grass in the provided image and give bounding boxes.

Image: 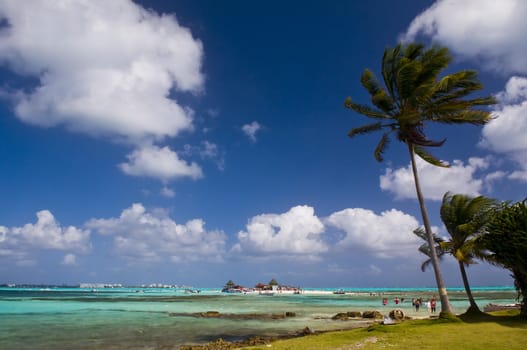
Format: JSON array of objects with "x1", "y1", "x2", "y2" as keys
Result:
[{"x1": 458, "y1": 308, "x2": 526, "y2": 329}]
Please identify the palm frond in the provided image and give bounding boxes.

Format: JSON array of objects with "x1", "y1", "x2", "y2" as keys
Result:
[
  {"x1": 439, "y1": 241, "x2": 453, "y2": 252},
  {"x1": 414, "y1": 227, "x2": 444, "y2": 244},
  {"x1": 404, "y1": 42, "x2": 425, "y2": 60},
  {"x1": 413, "y1": 227, "x2": 445, "y2": 272},
  {"x1": 414, "y1": 46, "x2": 451, "y2": 88},
  {"x1": 360, "y1": 69, "x2": 381, "y2": 96},
  {"x1": 413, "y1": 146, "x2": 449, "y2": 167},
  {"x1": 348, "y1": 122, "x2": 383, "y2": 138},
  {"x1": 430, "y1": 109, "x2": 494, "y2": 125},
  {"x1": 372, "y1": 89, "x2": 396, "y2": 113},
  {"x1": 374, "y1": 133, "x2": 390, "y2": 162},
  {"x1": 396, "y1": 59, "x2": 420, "y2": 100},
  {"x1": 344, "y1": 98, "x2": 389, "y2": 119},
  {"x1": 436, "y1": 70, "x2": 481, "y2": 92},
  {"x1": 381, "y1": 44, "x2": 407, "y2": 104},
  {"x1": 402, "y1": 128, "x2": 446, "y2": 147}
]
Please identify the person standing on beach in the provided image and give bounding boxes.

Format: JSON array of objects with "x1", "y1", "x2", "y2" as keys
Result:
[
  {"x1": 431, "y1": 297, "x2": 437, "y2": 313},
  {"x1": 415, "y1": 298, "x2": 421, "y2": 312}
]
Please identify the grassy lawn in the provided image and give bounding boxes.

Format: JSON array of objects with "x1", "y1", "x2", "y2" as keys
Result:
[{"x1": 243, "y1": 311, "x2": 527, "y2": 350}]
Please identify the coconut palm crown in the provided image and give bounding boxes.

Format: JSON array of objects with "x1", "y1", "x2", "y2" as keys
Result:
[
  {"x1": 345, "y1": 43, "x2": 496, "y2": 166},
  {"x1": 345, "y1": 43, "x2": 496, "y2": 315},
  {"x1": 440, "y1": 192, "x2": 497, "y2": 312}
]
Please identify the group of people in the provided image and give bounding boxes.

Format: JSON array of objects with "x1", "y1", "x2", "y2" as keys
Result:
[{"x1": 382, "y1": 296, "x2": 437, "y2": 313}]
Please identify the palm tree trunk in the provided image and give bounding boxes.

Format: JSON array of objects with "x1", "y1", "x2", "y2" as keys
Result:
[
  {"x1": 512, "y1": 269, "x2": 527, "y2": 317},
  {"x1": 459, "y1": 261, "x2": 479, "y2": 311},
  {"x1": 408, "y1": 143, "x2": 453, "y2": 315}
]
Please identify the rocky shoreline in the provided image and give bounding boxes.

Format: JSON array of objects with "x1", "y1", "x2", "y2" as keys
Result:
[{"x1": 179, "y1": 309, "x2": 407, "y2": 349}]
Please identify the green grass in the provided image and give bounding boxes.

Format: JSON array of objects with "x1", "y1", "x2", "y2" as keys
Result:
[{"x1": 243, "y1": 311, "x2": 527, "y2": 350}]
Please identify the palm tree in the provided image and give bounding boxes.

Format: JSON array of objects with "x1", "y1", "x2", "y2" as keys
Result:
[
  {"x1": 413, "y1": 227, "x2": 445, "y2": 272},
  {"x1": 439, "y1": 192, "x2": 497, "y2": 312},
  {"x1": 479, "y1": 199, "x2": 527, "y2": 317},
  {"x1": 345, "y1": 43, "x2": 496, "y2": 315}
]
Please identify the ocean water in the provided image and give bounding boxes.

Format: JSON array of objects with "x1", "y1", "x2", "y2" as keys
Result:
[{"x1": 0, "y1": 286, "x2": 518, "y2": 349}]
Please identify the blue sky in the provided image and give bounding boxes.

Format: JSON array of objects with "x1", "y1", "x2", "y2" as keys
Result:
[{"x1": 0, "y1": 0, "x2": 526, "y2": 288}]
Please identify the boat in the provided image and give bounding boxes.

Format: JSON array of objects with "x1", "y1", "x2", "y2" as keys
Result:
[
  {"x1": 333, "y1": 289, "x2": 346, "y2": 294},
  {"x1": 258, "y1": 291, "x2": 274, "y2": 296},
  {"x1": 184, "y1": 288, "x2": 200, "y2": 294}
]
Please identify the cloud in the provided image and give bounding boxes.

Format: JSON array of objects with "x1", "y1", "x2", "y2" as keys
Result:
[
  {"x1": 480, "y1": 77, "x2": 527, "y2": 181},
  {"x1": 326, "y1": 208, "x2": 421, "y2": 258},
  {"x1": 402, "y1": 0, "x2": 527, "y2": 74},
  {"x1": 0, "y1": 0, "x2": 205, "y2": 182},
  {"x1": 62, "y1": 253, "x2": 77, "y2": 266},
  {"x1": 119, "y1": 144, "x2": 203, "y2": 181},
  {"x1": 86, "y1": 203, "x2": 226, "y2": 263},
  {"x1": 0, "y1": 210, "x2": 91, "y2": 264},
  {"x1": 160, "y1": 186, "x2": 176, "y2": 198},
  {"x1": 242, "y1": 121, "x2": 262, "y2": 142},
  {"x1": 232, "y1": 205, "x2": 328, "y2": 260},
  {"x1": 380, "y1": 157, "x2": 492, "y2": 200},
  {"x1": 0, "y1": 0, "x2": 203, "y2": 142},
  {"x1": 183, "y1": 141, "x2": 225, "y2": 170}
]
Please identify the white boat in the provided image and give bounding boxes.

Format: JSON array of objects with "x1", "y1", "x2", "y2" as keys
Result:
[{"x1": 259, "y1": 291, "x2": 274, "y2": 296}]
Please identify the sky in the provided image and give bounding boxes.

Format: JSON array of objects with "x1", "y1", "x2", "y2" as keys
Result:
[{"x1": 0, "y1": 0, "x2": 526, "y2": 288}]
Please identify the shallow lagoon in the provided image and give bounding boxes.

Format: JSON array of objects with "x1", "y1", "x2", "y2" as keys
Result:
[{"x1": 0, "y1": 286, "x2": 518, "y2": 349}]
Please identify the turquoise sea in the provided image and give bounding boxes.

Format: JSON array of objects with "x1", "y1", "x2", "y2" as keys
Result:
[{"x1": 0, "y1": 286, "x2": 518, "y2": 349}]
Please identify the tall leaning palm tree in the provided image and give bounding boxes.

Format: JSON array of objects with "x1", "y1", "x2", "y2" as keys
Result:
[
  {"x1": 345, "y1": 43, "x2": 496, "y2": 315},
  {"x1": 440, "y1": 192, "x2": 497, "y2": 312}
]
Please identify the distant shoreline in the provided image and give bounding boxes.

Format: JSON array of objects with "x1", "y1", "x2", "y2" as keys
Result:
[{"x1": 0, "y1": 284, "x2": 516, "y2": 291}]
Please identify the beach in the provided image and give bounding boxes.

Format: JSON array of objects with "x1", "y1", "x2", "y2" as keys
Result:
[{"x1": 0, "y1": 286, "x2": 518, "y2": 349}]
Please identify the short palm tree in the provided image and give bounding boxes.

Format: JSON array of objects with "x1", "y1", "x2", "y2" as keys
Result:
[
  {"x1": 440, "y1": 192, "x2": 497, "y2": 312},
  {"x1": 345, "y1": 43, "x2": 496, "y2": 314},
  {"x1": 413, "y1": 227, "x2": 445, "y2": 272}
]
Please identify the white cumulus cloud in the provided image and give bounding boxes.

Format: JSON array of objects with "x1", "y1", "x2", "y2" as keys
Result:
[
  {"x1": 326, "y1": 208, "x2": 421, "y2": 259},
  {"x1": 0, "y1": 0, "x2": 203, "y2": 141},
  {"x1": 0, "y1": 210, "x2": 91, "y2": 264},
  {"x1": 233, "y1": 205, "x2": 328, "y2": 260},
  {"x1": 11, "y1": 210, "x2": 91, "y2": 252},
  {"x1": 86, "y1": 203, "x2": 226, "y2": 263},
  {"x1": 0, "y1": 0, "x2": 205, "y2": 182},
  {"x1": 62, "y1": 253, "x2": 77, "y2": 266},
  {"x1": 481, "y1": 77, "x2": 527, "y2": 181},
  {"x1": 242, "y1": 121, "x2": 262, "y2": 142},
  {"x1": 119, "y1": 144, "x2": 203, "y2": 181},
  {"x1": 380, "y1": 157, "x2": 491, "y2": 200},
  {"x1": 160, "y1": 186, "x2": 176, "y2": 198},
  {"x1": 402, "y1": 0, "x2": 527, "y2": 74}
]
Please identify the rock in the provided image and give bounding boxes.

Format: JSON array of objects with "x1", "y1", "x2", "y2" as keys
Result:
[
  {"x1": 285, "y1": 311, "x2": 296, "y2": 317},
  {"x1": 362, "y1": 310, "x2": 383, "y2": 319},
  {"x1": 299, "y1": 327, "x2": 313, "y2": 335},
  {"x1": 347, "y1": 311, "x2": 362, "y2": 318},
  {"x1": 180, "y1": 338, "x2": 232, "y2": 350},
  {"x1": 389, "y1": 309, "x2": 405, "y2": 320},
  {"x1": 199, "y1": 311, "x2": 220, "y2": 317},
  {"x1": 180, "y1": 336, "x2": 271, "y2": 350},
  {"x1": 332, "y1": 312, "x2": 349, "y2": 320}
]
